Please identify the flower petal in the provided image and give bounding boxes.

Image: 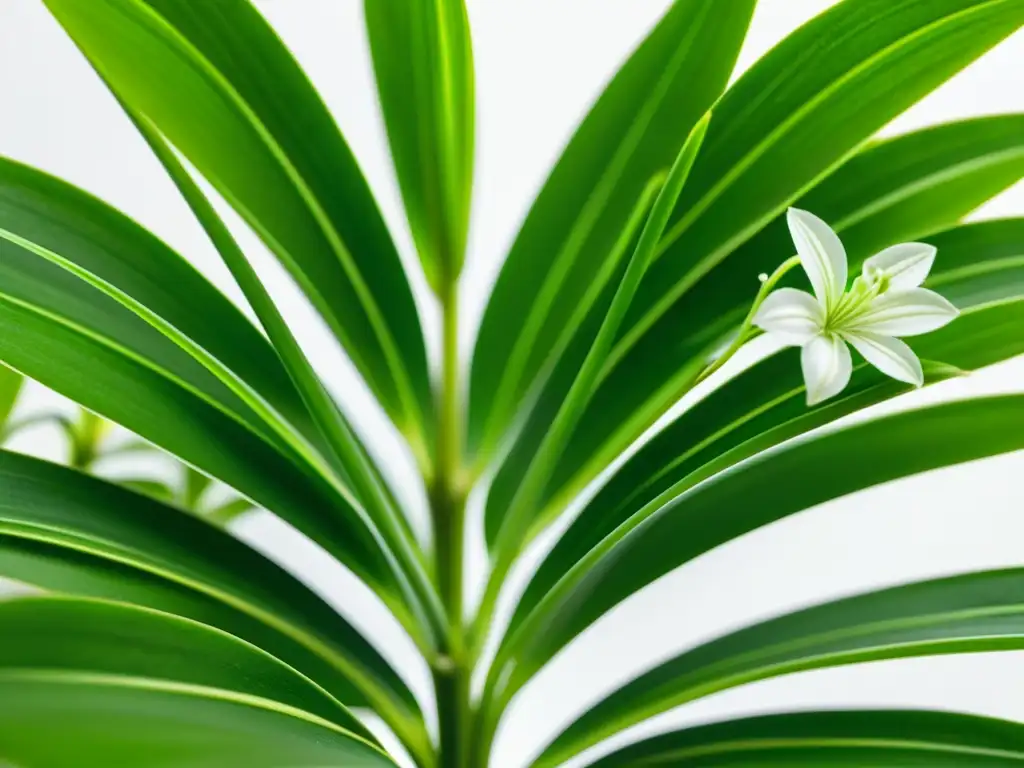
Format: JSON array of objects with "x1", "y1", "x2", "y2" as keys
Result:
[
  {"x1": 801, "y1": 333, "x2": 852, "y2": 406},
  {"x1": 753, "y1": 288, "x2": 824, "y2": 346},
  {"x1": 843, "y1": 331, "x2": 924, "y2": 387},
  {"x1": 787, "y1": 207, "x2": 847, "y2": 310},
  {"x1": 847, "y1": 288, "x2": 959, "y2": 337},
  {"x1": 862, "y1": 242, "x2": 936, "y2": 290}
]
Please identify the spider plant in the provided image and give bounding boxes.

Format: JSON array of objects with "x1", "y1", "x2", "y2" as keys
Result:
[{"x1": 2, "y1": 0, "x2": 1024, "y2": 766}]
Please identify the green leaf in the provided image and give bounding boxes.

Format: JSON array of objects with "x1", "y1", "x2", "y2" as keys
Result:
[
  {"x1": 365, "y1": 0, "x2": 475, "y2": 290},
  {"x1": 42, "y1": 0, "x2": 434, "y2": 456},
  {"x1": 486, "y1": 114, "x2": 1024, "y2": 554},
  {"x1": 467, "y1": 0, "x2": 756, "y2": 461},
  {"x1": 115, "y1": 114, "x2": 442, "y2": 643},
  {"x1": 0, "y1": 674, "x2": 394, "y2": 767},
  {"x1": 0, "y1": 364, "x2": 23, "y2": 429},
  {"x1": 0, "y1": 595, "x2": 369, "y2": 737},
  {"x1": 513, "y1": 219, "x2": 1024, "y2": 625},
  {"x1": 538, "y1": 569, "x2": 1024, "y2": 766},
  {"x1": 0, "y1": 157, "x2": 321, "y2": 452},
  {"x1": 204, "y1": 497, "x2": 257, "y2": 527},
  {"x1": 0, "y1": 282, "x2": 404, "y2": 601},
  {"x1": 116, "y1": 478, "x2": 179, "y2": 503},
  {"x1": 490, "y1": 114, "x2": 710, "y2": 562},
  {"x1": 493, "y1": 394, "x2": 1024, "y2": 712},
  {"x1": 0, "y1": 450, "x2": 430, "y2": 761},
  {"x1": 587, "y1": 710, "x2": 1024, "y2": 766}
]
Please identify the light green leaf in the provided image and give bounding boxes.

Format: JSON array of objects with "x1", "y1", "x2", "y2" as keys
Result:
[
  {"x1": 513, "y1": 219, "x2": 1024, "y2": 624},
  {"x1": 587, "y1": 710, "x2": 1024, "y2": 766},
  {"x1": 492, "y1": 394, "x2": 1024, "y2": 716},
  {"x1": 42, "y1": 0, "x2": 434, "y2": 457},
  {"x1": 0, "y1": 595, "x2": 369, "y2": 737},
  {"x1": 467, "y1": 0, "x2": 756, "y2": 462},
  {"x1": 0, "y1": 450, "x2": 430, "y2": 762},
  {"x1": 0, "y1": 364, "x2": 23, "y2": 430},
  {"x1": 365, "y1": 0, "x2": 475, "y2": 291},
  {"x1": 0, "y1": 674, "x2": 394, "y2": 767},
  {"x1": 538, "y1": 569, "x2": 1024, "y2": 766},
  {"x1": 116, "y1": 478, "x2": 179, "y2": 503},
  {"x1": 486, "y1": 114, "x2": 1024, "y2": 554}
]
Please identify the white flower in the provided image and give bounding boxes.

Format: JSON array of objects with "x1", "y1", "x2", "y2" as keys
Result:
[{"x1": 753, "y1": 208, "x2": 959, "y2": 406}]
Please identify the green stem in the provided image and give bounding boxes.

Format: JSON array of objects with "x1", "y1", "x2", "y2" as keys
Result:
[
  {"x1": 693, "y1": 255, "x2": 802, "y2": 386},
  {"x1": 432, "y1": 277, "x2": 471, "y2": 768}
]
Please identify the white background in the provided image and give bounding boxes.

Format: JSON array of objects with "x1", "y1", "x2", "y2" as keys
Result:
[{"x1": 2, "y1": 1, "x2": 1024, "y2": 766}]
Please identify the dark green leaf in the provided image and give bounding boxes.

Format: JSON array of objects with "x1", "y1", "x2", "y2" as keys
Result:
[
  {"x1": 0, "y1": 674, "x2": 394, "y2": 767},
  {"x1": 588, "y1": 710, "x2": 1024, "y2": 766},
  {"x1": 42, "y1": 0, "x2": 434, "y2": 457},
  {"x1": 496, "y1": 394, "x2": 1024, "y2": 707},
  {"x1": 365, "y1": 0, "x2": 475, "y2": 290},
  {"x1": 0, "y1": 450, "x2": 430, "y2": 760},
  {"x1": 467, "y1": 0, "x2": 756, "y2": 461},
  {"x1": 115, "y1": 478, "x2": 179, "y2": 504},
  {"x1": 539, "y1": 569, "x2": 1024, "y2": 766},
  {"x1": 490, "y1": 114, "x2": 710, "y2": 562},
  {"x1": 0, "y1": 595, "x2": 369, "y2": 737}
]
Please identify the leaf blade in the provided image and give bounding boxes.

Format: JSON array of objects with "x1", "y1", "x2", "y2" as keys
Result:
[
  {"x1": 587, "y1": 710, "x2": 1024, "y2": 767},
  {"x1": 539, "y1": 569, "x2": 1024, "y2": 766},
  {"x1": 0, "y1": 450, "x2": 430, "y2": 760},
  {"x1": 490, "y1": 114, "x2": 1024, "y2": 559},
  {"x1": 365, "y1": 0, "x2": 475, "y2": 289},
  {"x1": 0, "y1": 595, "x2": 369, "y2": 737},
  {"x1": 496, "y1": 394, "x2": 1024, "y2": 710},
  {"x1": 0, "y1": 674, "x2": 394, "y2": 767},
  {"x1": 467, "y1": 0, "x2": 756, "y2": 461}
]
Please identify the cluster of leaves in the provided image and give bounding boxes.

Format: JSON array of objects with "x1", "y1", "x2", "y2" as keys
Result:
[{"x1": 0, "y1": 0, "x2": 1024, "y2": 766}]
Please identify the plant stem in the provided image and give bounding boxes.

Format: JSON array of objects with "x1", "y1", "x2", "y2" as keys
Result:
[
  {"x1": 432, "y1": 276, "x2": 470, "y2": 768},
  {"x1": 693, "y1": 254, "x2": 802, "y2": 386}
]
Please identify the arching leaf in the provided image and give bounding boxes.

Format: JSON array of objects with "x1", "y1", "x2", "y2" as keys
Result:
[
  {"x1": 0, "y1": 674, "x2": 394, "y2": 767},
  {"x1": 538, "y1": 569, "x2": 1024, "y2": 766},
  {"x1": 485, "y1": 115, "x2": 1024, "y2": 554},
  {"x1": 0, "y1": 595, "x2": 369, "y2": 737},
  {"x1": 588, "y1": 710, "x2": 1024, "y2": 767},
  {"x1": 494, "y1": 394, "x2": 1024, "y2": 711},
  {"x1": 0, "y1": 450, "x2": 430, "y2": 761}
]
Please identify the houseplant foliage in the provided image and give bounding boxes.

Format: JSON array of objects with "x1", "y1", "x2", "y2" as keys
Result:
[{"x1": 3, "y1": 0, "x2": 1024, "y2": 764}]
